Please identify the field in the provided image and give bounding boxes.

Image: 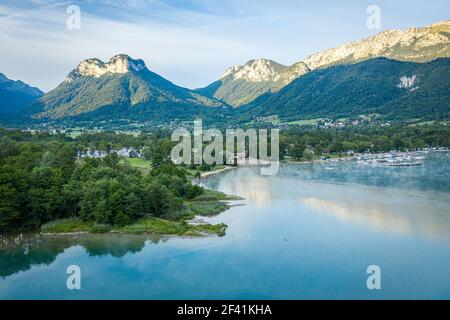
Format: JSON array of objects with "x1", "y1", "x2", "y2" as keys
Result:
[{"x1": 124, "y1": 158, "x2": 153, "y2": 174}]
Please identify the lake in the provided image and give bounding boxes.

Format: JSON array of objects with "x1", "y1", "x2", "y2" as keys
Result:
[{"x1": 1, "y1": 152, "x2": 449, "y2": 299}]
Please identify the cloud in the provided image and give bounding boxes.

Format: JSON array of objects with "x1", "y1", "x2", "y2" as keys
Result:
[
  {"x1": 0, "y1": 0, "x2": 448, "y2": 91},
  {"x1": 0, "y1": 0, "x2": 262, "y2": 91}
]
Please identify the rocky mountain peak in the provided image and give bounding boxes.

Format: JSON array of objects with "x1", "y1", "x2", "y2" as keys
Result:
[
  {"x1": 302, "y1": 21, "x2": 450, "y2": 70},
  {"x1": 430, "y1": 20, "x2": 450, "y2": 29},
  {"x1": 65, "y1": 54, "x2": 147, "y2": 83},
  {"x1": 221, "y1": 58, "x2": 287, "y2": 82},
  {"x1": 282, "y1": 62, "x2": 311, "y2": 84}
]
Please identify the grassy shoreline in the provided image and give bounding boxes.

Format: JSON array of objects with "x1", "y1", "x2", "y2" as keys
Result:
[
  {"x1": 40, "y1": 189, "x2": 241, "y2": 237},
  {"x1": 199, "y1": 166, "x2": 236, "y2": 178},
  {"x1": 285, "y1": 154, "x2": 351, "y2": 164}
]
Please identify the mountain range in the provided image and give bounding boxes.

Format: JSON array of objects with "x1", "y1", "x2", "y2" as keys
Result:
[
  {"x1": 0, "y1": 20, "x2": 449, "y2": 126},
  {"x1": 0, "y1": 73, "x2": 43, "y2": 119},
  {"x1": 236, "y1": 57, "x2": 450, "y2": 123},
  {"x1": 198, "y1": 20, "x2": 450, "y2": 107}
]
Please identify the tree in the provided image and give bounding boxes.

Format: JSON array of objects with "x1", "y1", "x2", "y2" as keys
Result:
[
  {"x1": 55, "y1": 144, "x2": 76, "y2": 177},
  {"x1": 143, "y1": 182, "x2": 182, "y2": 217},
  {"x1": 114, "y1": 211, "x2": 130, "y2": 227},
  {"x1": 0, "y1": 184, "x2": 22, "y2": 231},
  {"x1": 28, "y1": 167, "x2": 67, "y2": 225},
  {"x1": 331, "y1": 141, "x2": 344, "y2": 153},
  {"x1": 0, "y1": 165, "x2": 30, "y2": 231},
  {"x1": 302, "y1": 149, "x2": 315, "y2": 161},
  {"x1": 185, "y1": 183, "x2": 203, "y2": 199},
  {"x1": 102, "y1": 153, "x2": 120, "y2": 169},
  {"x1": 141, "y1": 146, "x2": 152, "y2": 161},
  {"x1": 123, "y1": 192, "x2": 143, "y2": 220},
  {"x1": 94, "y1": 199, "x2": 112, "y2": 224},
  {"x1": 147, "y1": 139, "x2": 173, "y2": 166},
  {"x1": 291, "y1": 144, "x2": 305, "y2": 160}
]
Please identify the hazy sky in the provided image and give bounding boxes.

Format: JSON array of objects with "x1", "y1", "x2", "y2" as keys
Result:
[{"x1": 0, "y1": 0, "x2": 448, "y2": 91}]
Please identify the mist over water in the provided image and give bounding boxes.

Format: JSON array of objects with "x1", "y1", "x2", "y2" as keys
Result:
[
  {"x1": 1, "y1": 153, "x2": 449, "y2": 299},
  {"x1": 282, "y1": 152, "x2": 450, "y2": 192}
]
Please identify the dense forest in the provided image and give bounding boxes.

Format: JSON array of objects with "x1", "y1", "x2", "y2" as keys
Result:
[{"x1": 0, "y1": 129, "x2": 204, "y2": 233}]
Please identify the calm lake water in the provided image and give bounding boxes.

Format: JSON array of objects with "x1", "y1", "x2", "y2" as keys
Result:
[{"x1": 1, "y1": 153, "x2": 450, "y2": 299}]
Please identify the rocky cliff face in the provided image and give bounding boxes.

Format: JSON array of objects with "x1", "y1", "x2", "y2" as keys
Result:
[
  {"x1": 197, "y1": 59, "x2": 310, "y2": 107},
  {"x1": 221, "y1": 59, "x2": 288, "y2": 82},
  {"x1": 65, "y1": 54, "x2": 147, "y2": 83},
  {"x1": 220, "y1": 59, "x2": 311, "y2": 86},
  {"x1": 302, "y1": 20, "x2": 450, "y2": 70},
  {"x1": 199, "y1": 20, "x2": 450, "y2": 107}
]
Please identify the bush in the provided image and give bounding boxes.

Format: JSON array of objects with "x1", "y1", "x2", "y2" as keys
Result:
[
  {"x1": 41, "y1": 218, "x2": 88, "y2": 233},
  {"x1": 189, "y1": 201, "x2": 229, "y2": 217},
  {"x1": 88, "y1": 223, "x2": 112, "y2": 233}
]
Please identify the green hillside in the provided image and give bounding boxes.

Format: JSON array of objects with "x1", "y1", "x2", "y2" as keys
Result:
[{"x1": 236, "y1": 58, "x2": 450, "y2": 123}]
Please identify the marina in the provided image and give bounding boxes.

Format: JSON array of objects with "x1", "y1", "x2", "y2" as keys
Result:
[{"x1": 326, "y1": 148, "x2": 449, "y2": 167}]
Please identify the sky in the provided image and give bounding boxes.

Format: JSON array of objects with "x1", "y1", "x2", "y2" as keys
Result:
[{"x1": 0, "y1": 0, "x2": 448, "y2": 92}]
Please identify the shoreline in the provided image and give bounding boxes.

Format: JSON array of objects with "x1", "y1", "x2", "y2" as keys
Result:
[
  {"x1": 38, "y1": 189, "x2": 238, "y2": 238},
  {"x1": 200, "y1": 166, "x2": 236, "y2": 178},
  {"x1": 285, "y1": 155, "x2": 353, "y2": 164},
  {"x1": 40, "y1": 217, "x2": 228, "y2": 238}
]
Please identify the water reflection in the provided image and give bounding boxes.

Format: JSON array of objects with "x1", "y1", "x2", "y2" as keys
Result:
[
  {"x1": 299, "y1": 195, "x2": 450, "y2": 240},
  {"x1": 216, "y1": 177, "x2": 272, "y2": 206},
  {"x1": 303, "y1": 197, "x2": 411, "y2": 235},
  {"x1": 202, "y1": 156, "x2": 450, "y2": 241},
  {"x1": 0, "y1": 233, "x2": 166, "y2": 278}
]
